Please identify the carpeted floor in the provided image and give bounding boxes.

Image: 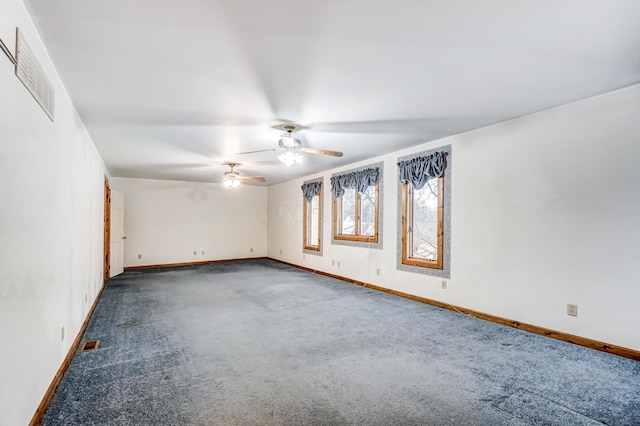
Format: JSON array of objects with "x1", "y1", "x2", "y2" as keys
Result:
[{"x1": 42, "y1": 259, "x2": 640, "y2": 425}]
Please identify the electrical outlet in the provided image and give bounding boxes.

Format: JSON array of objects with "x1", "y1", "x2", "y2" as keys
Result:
[
  {"x1": 280, "y1": 249, "x2": 282, "y2": 254},
  {"x1": 138, "y1": 254, "x2": 142, "y2": 259},
  {"x1": 201, "y1": 250, "x2": 205, "y2": 255},
  {"x1": 193, "y1": 250, "x2": 197, "y2": 256},
  {"x1": 332, "y1": 260, "x2": 335, "y2": 266},
  {"x1": 337, "y1": 261, "x2": 341, "y2": 267},
  {"x1": 376, "y1": 268, "x2": 380, "y2": 276},
  {"x1": 567, "y1": 303, "x2": 578, "y2": 317},
  {"x1": 250, "y1": 248, "x2": 254, "y2": 253},
  {"x1": 441, "y1": 280, "x2": 447, "y2": 290},
  {"x1": 61, "y1": 326, "x2": 65, "y2": 342}
]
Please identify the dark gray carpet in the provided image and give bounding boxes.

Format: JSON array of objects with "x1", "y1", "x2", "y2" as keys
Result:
[{"x1": 42, "y1": 259, "x2": 640, "y2": 425}]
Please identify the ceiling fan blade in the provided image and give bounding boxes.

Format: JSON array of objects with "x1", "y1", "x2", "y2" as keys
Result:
[
  {"x1": 239, "y1": 176, "x2": 266, "y2": 182},
  {"x1": 236, "y1": 148, "x2": 276, "y2": 155},
  {"x1": 302, "y1": 147, "x2": 343, "y2": 157}
]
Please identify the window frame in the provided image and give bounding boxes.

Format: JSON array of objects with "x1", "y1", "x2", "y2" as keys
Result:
[
  {"x1": 397, "y1": 146, "x2": 451, "y2": 278},
  {"x1": 333, "y1": 183, "x2": 379, "y2": 243},
  {"x1": 303, "y1": 192, "x2": 321, "y2": 252},
  {"x1": 331, "y1": 162, "x2": 383, "y2": 249},
  {"x1": 302, "y1": 178, "x2": 323, "y2": 255},
  {"x1": 401, "y1": 173, "x2": 444, "y2": 270}
]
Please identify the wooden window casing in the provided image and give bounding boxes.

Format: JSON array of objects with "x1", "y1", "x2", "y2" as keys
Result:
[
  {"x1": 333, "y1": 183, "x2": 379, "y2": 243},
  {"x1": 401, "y1": 174, "x2": 444, "y2": 270},
  {"x1": 303, "y1": 192, "x2": 322, "y2": 251}
]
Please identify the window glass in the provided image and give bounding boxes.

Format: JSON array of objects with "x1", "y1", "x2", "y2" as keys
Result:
[
  {"x1": 310, "y1": 195, "x2": 319, "y2": 245},
  {"x1": 340, "y1": 187, "x2": 356, "y2": 235},
  {"x1": 360, "y1": 185, "x2": 376, "y2": 237},
  {"x1": 410, "y1": 179, "x2": 438, "y2": 261}
]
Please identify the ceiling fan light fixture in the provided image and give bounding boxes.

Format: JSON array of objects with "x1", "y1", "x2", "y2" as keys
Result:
[
  {"x1": 223, "y1": 169, "x2": 241, "y2": 189},
  {"x1": 223, "y1": 176, "x2": 240, "y2": 189},
  {"x1": 279, "y1": 136, "x2": 298, "y2": 148},
  {"x1": 277, "y1": 149, "x2": 303, "y2": 166}
]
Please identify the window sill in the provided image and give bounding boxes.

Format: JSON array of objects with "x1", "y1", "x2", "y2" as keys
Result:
[
  {"x1": 402, "y1": 257, "x2": 443, "y2": 270},
  {"x1": 334, "y1": 235, "x2": 378, "y2": 244}
]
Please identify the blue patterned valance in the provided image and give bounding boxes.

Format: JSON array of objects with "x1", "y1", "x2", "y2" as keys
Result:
[
  {"x1": 397, "y1": 151, "x2": 446, "y2": 190},
  {"x1": 301, "y1": 181, "x2": 322, "y2": 202},
  {"x1": 330, "y1": 167, "x2": 380, "y2": 198}
]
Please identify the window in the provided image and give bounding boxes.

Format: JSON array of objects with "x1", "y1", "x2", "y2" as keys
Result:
[
  {"x1": 397, "y1": 147, "x2": 450, "y2": 277},
  {"x1": 331, "y1": 166, "x2": 381, "y2": 244},
  {"x1": 304, "y1": 193, "x2": 321, "y2": 251},
  {"x1": 301, "y1": 180, "x2": 322, "y2": 253},
  {"x1": 401, "y1": 174, "x2": 444, "y2": 269}
]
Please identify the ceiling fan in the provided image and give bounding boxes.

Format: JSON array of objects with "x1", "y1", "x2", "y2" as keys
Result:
[
  {"x1": 222, "y1": 162, "x2": 265, "y2": 189},
  {"x1": 237, "y1": 125, "x2": 343, "y2": 166}
]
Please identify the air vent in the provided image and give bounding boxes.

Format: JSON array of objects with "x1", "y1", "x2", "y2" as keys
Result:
[
  {"x1": 15, "y1": 29, "x2": 55, "y2": 121},
  {"x1": 80, "y1": 340, "x2": 100, "y2": 352}
]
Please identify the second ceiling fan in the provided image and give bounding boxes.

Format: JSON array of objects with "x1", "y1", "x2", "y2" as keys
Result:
[
  {"x1": 238, "y1": 125, "x2": 343, "y2": 166},
  {"x1": 222, "y1": 162, "x2": 265, "y2": 189}
]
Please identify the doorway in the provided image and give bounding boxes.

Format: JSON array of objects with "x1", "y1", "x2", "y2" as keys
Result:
[
  {"x1": 103, "y1": 179, "x2": 111, "y2": 282},
  {"x1": 109, "y1": 190, "x2": 125, "y2": 277}
]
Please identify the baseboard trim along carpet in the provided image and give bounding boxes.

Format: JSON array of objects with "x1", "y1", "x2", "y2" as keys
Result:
[
  {"x1": 269, "y1": 258, "x2": 640, "y2": 362},
  {"x1": 29, "y1": 282, "x2": 107, "y2": 426},
  {"x1": 124, "y1": 256, "x2": 268, "y2": 271}
]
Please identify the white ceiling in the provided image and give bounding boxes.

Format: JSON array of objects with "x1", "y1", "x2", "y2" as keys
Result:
[{"x1": 24, "y1": 0, "x2": 640, "y2": 185}]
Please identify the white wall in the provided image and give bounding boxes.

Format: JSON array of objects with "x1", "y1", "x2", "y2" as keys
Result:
[
  {"x1": 0, "y1": 2, "x2": 108, "y2": 424},
  {"x1": 0, "y1": 4, "x2": 636, "y2": 423},
  {"x1": 268, "y1": 84, "x2": 640, "y2": 351},
  {"x1": 110, "y1": 178, "x2": 268, "y2": 267}
]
